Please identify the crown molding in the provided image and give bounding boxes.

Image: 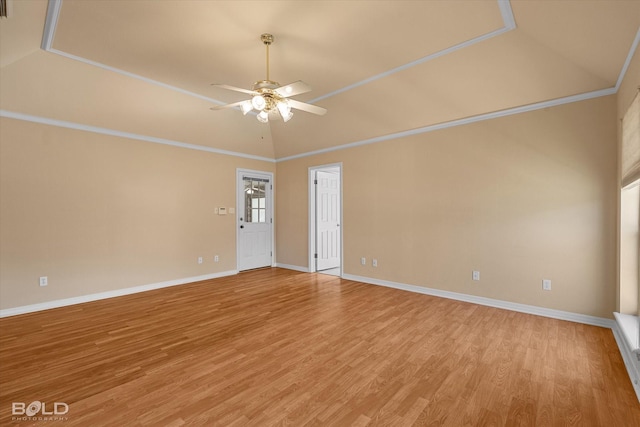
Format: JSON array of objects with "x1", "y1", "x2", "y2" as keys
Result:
[
  {"x1": 47, "y1": 48, "x2": 227, "y2": 106},
  {"x1": 616, "y1": 26, "x2": 640, "y2": 91},
  {"x1": 0, "y1": 110, "x2": 276, "y2": 163},
  {"x1": 41, "y1": 0, "x2": 225, "y2": 106},
  {"x1": 307, "y1": 1, "x2": 516, "y2": 104},
  {"x1": 41, "y1": 0, "x2": 61, "y2": 50},
  {"x1": 497, "y1": 0, "x2": 517, "y2": 30},
  {"x1": 276, "y1": 87, "x2": 617, "y2": 162}
]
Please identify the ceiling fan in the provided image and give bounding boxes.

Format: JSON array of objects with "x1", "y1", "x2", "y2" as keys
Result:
[{"x1": 210, "y1": 34, "x2": 327, "y2": 123}]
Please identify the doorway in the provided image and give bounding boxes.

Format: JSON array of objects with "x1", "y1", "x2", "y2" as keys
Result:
[
  {"x1": 309, "y1": 164, "x2": 342, "y2": 276},
  {"x1": 237, "y1": 169, "x2": 274, "y2": 271}
]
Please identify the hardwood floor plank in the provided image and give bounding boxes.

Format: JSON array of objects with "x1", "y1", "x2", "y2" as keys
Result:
[{"x1": 1, "y1": 268, "x2": 639, "y2": 426}]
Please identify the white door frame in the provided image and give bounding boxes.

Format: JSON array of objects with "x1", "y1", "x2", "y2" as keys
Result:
[
  {"x1": 236, "y1": 168, "x2": 275, "y2": 271},
  {"x1": 308, "y1": 163, "x2": 343, "y2": 274}
]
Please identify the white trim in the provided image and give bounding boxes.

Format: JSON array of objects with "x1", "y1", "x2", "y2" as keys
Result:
[
  {"x1": 41, "y1": 1, "x2": 224, "y2": 105},
  {"x1": 41, "y1": 0, "x2": 62, "y2": 50},
  {"x1": 614, "y1": 312, "x2": 640, "y2": 353},
  {"x1": 612, "y1": 319, "x2": 640, "y2": 402},
  {"x1": 276, "y1": 88, "x2": 616, "y2": 162},
  {"x1": 274, "y1": 263, "x2": 310, "y2": 273},
  {"x1": 615, "y1": 26, "x2": 640, "y2": 91},
  {"x1": 1, "y1": 87, "x2": 617, "y2": 165},
  {"x1": 308, "y1": 26, "x2": 514, "y2": 104},
  {"x1": 623, "y1": 178, "x2": 640, "y2": 191},
  {"x1": 0, "y1": 110, "x2": 275, "y2": 163},
  {"x1": 306, "y1": 0, "x2": 517, "y2": 104},
  {"x1": 48, "y1": 48, "x2": 227, "y2": 106},
  {"x1": 308, "y1": 168, "x2": 316, "y2": 272},
  {"x1": 0, "y1": 270, "x2": 238, "y2": 318},
  {"x1": 497, "y1": 0, "x2": 517, "y2": 30},
  {"x1": 342, "y1": 273, "x2": 615, "y2": 328},
  {"x1": 308, "y1": 163, "x2": 343, "y2": 275}
]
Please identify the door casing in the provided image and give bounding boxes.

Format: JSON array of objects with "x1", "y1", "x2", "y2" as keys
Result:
[{"x1": 308, "y1": 163, "x2": 343, "y2": 274}]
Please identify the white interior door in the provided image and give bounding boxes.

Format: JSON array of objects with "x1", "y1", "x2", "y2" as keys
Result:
[
  {"x1": 316, "y1": 170, "x2": 340, "y2": 271},
  {"x1": 237, "y1": 171, "x2": 272, "y2": 271}
]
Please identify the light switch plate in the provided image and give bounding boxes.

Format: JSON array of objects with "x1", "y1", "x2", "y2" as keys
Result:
[{"x1": 218, "y1": 207, "x2": 227, "y2": 215}]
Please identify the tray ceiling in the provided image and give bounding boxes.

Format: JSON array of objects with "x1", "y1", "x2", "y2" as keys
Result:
[{"x1": 1, "y1": 0, "x2": 639, "y2": 160}]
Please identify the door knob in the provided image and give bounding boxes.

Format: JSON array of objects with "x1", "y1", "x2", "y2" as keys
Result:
[{"x1": 240, "y1": 225, "x2": 244, "y2": 229}]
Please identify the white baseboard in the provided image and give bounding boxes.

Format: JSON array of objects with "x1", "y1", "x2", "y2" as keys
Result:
[
  {"x1": 347, "y1": 272, "x2": 638, "y2": 402},
  {"x1": 612, "y1": 313, "x2": 640, "y2": 402},
  {"x1": 0, "y1": 270, "x2": 238, "y2": 318},
  {"x1": 342, "y1": 273, "x2": 615, "y2": 328},
  {"x1": 274, "y1": 263, "x2": 310, "y2": 273}
]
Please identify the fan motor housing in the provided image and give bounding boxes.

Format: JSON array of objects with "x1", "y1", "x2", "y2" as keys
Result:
[{"x1": 253, "y1": 80, "x2": 279, "y2": 91}]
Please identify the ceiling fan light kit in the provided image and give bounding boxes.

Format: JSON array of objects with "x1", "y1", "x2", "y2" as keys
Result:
[{"x1": 210, "y1": 34, "x2": 326, "y2": 124}]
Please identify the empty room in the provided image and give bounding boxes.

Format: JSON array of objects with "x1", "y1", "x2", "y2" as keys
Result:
[{"x1": 1, "y1": 0, "x2": 640, "y2": 425}]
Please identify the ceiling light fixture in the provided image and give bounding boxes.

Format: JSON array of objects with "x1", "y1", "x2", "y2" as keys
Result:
[
  {"x1": 257, "y1": 110, "x2": 269, "y2": 123},
  {"x1": 246, "y1": 34, "x2": 291, "y2": 123},
  {"x1": 240, "y1": 100, "x2": 253, "y2": 115},
  {"x1": 210, "y1": 34, "x2": 327, "y2": 123}
]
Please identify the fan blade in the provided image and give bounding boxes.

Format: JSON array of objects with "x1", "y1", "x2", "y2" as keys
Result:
[
  {"x1": 288, "y1": 99, "x2": 327, "y2": 116},
  {"x1": 211, "y1": 84, "x2": 257, "y2": 96},
  {"x1": 275, "y1": 80, "x2": 312, "y2": 98},
  {"x1": 210, "y1": 101, "x2": 248, "y2": 111}
]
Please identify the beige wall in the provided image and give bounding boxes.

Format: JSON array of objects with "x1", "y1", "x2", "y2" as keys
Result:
[
  {"x1": 2, "y1": 67, "x2": 631, "y2": 319},
  {"x1": 1, "y1": 94, "x2": 621, "y2": 318},
  {"x1": 277, "y1": 95, "x2": 618, "y2": 318},
  {"x1": 0, "y1": 118, "x2": 274, "y2": 310}
]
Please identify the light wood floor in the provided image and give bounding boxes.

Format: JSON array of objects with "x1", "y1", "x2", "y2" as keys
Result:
[{"x1": 1, "y1": 268, "x2": 638, "y2": 426}]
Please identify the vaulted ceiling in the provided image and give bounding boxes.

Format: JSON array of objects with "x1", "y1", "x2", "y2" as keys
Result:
[{"x1": 1, "y1": 0, "x2": 639, "y2": 161}]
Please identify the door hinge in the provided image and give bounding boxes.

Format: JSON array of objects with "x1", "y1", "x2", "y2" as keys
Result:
[
  {"x1": 314, "y1": 253, "x2": 318, "y2": 259},
  {"x1": 270, "y1": 218, "x2": 273, "y2": 223},
  {"x1": 314, "y1": 179, "x2": 318, "y2": 185}
]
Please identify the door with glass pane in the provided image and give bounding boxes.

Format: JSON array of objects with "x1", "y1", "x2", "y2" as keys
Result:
[{"x1": 237, "y1": 170, "x2": 273, "y2": 271}]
